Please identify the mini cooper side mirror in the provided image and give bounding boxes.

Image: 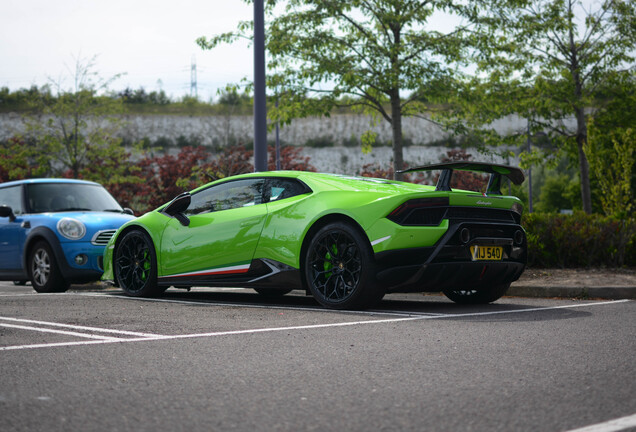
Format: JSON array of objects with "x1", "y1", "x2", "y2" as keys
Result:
[
  {"x1": 164, "y1": 193, "x2": 191, "y2": 226},
  {"x1": 123, "y1": 207, "x2": 134, "y2": 215},
  {"x1": 0, "y1": 205, "x2": 16, "y2": 222}
]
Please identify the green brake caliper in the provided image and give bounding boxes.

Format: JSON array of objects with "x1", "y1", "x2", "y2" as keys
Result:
[
  {"x1": 323, "y1": 244, "x2": 338, "y2": 278},
  {"x1": 141, "y1": 250, "x2": 150, "y2": 281}
]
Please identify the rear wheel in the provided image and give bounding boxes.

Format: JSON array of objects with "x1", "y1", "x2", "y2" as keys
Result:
[
  {"x1": 443, "y1": 283, "x2": 510, "y2": 304},
  {"x1": 29, "y1": 241, "x2": 69, "y2": 293},
  {"x1": 304, "y1": 221, "x2": 383, "y2": 310},
  {"x1": 115, "y1": 230, "x2": 163, "y2": 297}
]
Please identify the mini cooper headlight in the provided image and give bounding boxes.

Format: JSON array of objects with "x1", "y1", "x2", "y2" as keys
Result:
[{"x1": 57, "y1": 217, "x2": 86, "y2": 240}]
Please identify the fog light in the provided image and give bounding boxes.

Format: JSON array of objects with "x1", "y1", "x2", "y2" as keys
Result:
[
  {"x1": 514, "y1": 230, "x2": 524, "y2": 245},
  {"x1": 460, "y1": 228, "x2": 471, "y2": 244},
  {"x1": 74, "y1": 254, "x2": 88, "y2": 266}
]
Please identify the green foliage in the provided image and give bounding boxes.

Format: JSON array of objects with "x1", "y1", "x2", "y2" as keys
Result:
[
  {"x1": 198, "y1": 0, "x2": 479, "y2": 177},
  {"x1": 450, "y1": 0, "x2": 636, "y2": 214},
  {"x1": 305, "y1": 136, "x2": 335, "y2": 148},
  {"x1": 523, "y1": 212, "x2": 636, "y2": 268},
  {"x1": 0, "y1": 137, "x2": 50, "y2": 180},
  {"x1": 534, "y1": 173, "x2": 581, "y2": 213},
  {"x1": 118, "y1": 87, "x2": 170, "y2": 105},
  {"x1": 585, "y1": 121, "x2": 634, "y2": 218},
  {"x1": 2, "y1": 56, "x2": 140, "y2": 190}
]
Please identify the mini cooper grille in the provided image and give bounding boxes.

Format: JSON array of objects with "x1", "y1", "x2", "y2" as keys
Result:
[{"x1": 91, "y1": 229, "x2": 117, "y2": 246}]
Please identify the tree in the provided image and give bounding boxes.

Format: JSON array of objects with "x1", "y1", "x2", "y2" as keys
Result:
[
  {"x1": 470, "y1": 0, "x2": 636, "y2": 213},
  {"x1": 15, "y1": 56, "x2": 137, "y2": 184},
  {"x1": 198, "y1": 0, "x2": 476, "y2": 180}
]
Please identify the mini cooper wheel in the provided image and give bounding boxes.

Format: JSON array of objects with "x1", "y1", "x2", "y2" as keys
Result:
[
  {"x1": 115, "y1": 230, "x2": 162, "y2": 297},
  {"x1": 304, "y1": 222, "x2": 383, "y2": 310},
  {"x1": 443, "y1": 283, "x2": 511, "y2": 304},
  {"x1": 29, "y1": 241, "x2": 69, "y2": 293}
]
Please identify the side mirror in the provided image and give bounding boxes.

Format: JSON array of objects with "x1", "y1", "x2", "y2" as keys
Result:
[
  {"x1": 163, "y1": 193, "x2": 191, "y2": 226},
  {"x1": 123, "y1": 208, "x2": 134, "y2": 215},
  {"x1": 0, "y1": 205, "x2": 16, "y2": 222}
]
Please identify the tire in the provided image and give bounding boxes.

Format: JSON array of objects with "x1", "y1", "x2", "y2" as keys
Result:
[
  {"x1": 304, "y1": 221, "x2": 384, "y2": 310},
  {"x1": 253, "y1": 287, "x2": 293, "y2": 297},
  {"x1": 29, "y1": 241, "x2": 69, "y2": 293},
  {"x1": 114, "y1": 230, "x2": 163, "y2": 297},
  {"x1": 443, "y1": 283, "x2": 511, "y2": 304}
]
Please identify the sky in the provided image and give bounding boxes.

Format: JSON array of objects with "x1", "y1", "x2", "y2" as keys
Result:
[
  {"x1": 1, "y1": 0, "x2": 473, "y2": 103},
  {"x1": 1, "y1": 0, "x2": 255, "y2": 102}
]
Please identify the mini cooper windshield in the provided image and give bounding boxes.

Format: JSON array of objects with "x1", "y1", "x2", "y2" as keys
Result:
[{"x1": 27, "y1": 183, "x2": 124, "y2": 213}]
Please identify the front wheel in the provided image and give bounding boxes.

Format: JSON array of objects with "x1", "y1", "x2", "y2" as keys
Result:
[
  {"x1": 304, "y1": 222, "x2": 384, "y2": 310},
  {"x1": 29, "y1": 241, "x2": 69, "y2": 293},
  {"x1": 115, "y1": 230, "x2": 163, "y2": 297},
  {"x1": 443, "y1": 283, "x2": 511, "y2": 304}
]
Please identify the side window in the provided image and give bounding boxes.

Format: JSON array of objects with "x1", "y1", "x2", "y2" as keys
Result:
[
  {"x1": 185, "y1": 179, "x2": 264, "y2": 215},
  {"x1": 267, "y1": 178, "x2": 310, "y2": 202},
  {"x1": 0, "y1": 186, "x2": 23, "y2": 214}
]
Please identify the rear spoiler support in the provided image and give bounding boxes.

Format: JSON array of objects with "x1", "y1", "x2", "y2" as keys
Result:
[{"x1": 398, "y1": 161, "x2": 525, "y2": 195}]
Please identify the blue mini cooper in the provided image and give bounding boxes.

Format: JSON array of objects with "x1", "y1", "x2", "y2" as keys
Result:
[{"x1": 0, "y1": 179, "x2": 135, "y2": 292}]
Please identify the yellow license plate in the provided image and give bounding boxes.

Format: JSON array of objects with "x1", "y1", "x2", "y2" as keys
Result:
[{"x1": 470, "y1": 245, "x2": 503, "y2": 261}]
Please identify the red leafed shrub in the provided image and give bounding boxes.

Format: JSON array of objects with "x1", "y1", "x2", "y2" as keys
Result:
[
  {"x1": 106, "y1": 146, "x2": 216, "y2": 214},
  {"x1": 268, "y1": 146, "x2": 316, "y2": 172},
  {"x1": 358, "y1": 163, "x2": 431, "y2": 185},
  {"x1": 202, "y1": 144, "x2": 254, "y2": 181},
  {"x1": 436, "y1": 149, "x2": 488, "y2": 192},
  {"x1": 359, "y1": 163, "x2": 394, "y2": 179}
]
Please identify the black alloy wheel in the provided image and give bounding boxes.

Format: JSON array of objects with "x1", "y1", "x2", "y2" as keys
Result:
[
  {"x1": 304, "y1": 221, "x2": 383, "y2": 310},
  {"x1": 115, "y1": 230, "x2": 162, "y2": 297}
]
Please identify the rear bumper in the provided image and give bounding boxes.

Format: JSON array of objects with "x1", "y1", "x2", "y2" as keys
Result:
[{"x1": 376, "y1": 221, "x2": 527, "y2": 292}]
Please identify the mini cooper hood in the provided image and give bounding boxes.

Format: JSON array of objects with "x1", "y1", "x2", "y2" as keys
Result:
[{"x1": 42, "y1": 211, "x2": 135, "y2": 233}]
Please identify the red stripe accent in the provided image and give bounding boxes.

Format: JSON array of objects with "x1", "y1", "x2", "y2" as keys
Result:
[{"x1": 161, "y1": 267, "x2": 249, "y2": 279}]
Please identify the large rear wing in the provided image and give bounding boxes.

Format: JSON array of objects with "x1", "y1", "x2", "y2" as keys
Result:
[{"x1": 398, "y1": 161, "x2": 525, "y2": 195}]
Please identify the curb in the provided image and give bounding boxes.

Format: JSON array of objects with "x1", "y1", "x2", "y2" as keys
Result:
[{"x1": 508, "y1": 285, "x2": 636, "y2": 300}]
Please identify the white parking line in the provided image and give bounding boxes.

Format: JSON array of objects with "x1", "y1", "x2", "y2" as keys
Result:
[
  {"x1": 0, "y1": 323, "x2": 121, "y2": 341},
  {"x1": 0, "y1": 299, "x2": 629, "y2": 351},
  {"x1": 563, "y1": 413, "x2": 636, "y2": 432},
  {"x1": 0, "y1": 316, "x2": 165, "y2": 338}
]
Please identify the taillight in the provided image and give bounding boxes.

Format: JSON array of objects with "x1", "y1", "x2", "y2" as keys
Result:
[{"x1": 387, "y1": 197, "x2": 449, "y2": 226}]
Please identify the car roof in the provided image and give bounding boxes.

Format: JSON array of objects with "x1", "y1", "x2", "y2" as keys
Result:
[
  {"x1": 0, "y1": 178, "x2": 101, "y2": 188},
  {"x1": 193, "y1": 170, "x2": 433, "y2": 194}
]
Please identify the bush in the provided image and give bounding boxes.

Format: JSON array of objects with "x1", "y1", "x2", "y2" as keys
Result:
[{"x1": 522, "y1": 212, "x2": 636, "y2": 268}]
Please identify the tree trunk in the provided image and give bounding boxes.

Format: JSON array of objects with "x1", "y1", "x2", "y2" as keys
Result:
[
  {"x1": 390, "y1": 90, "x2": 404, "y2": 181},
  {"x1": 576, "y1": 108, "x2": 592, "y2": 213}
]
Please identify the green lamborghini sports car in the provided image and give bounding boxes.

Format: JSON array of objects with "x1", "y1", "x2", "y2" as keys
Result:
[{"x1": 102, "y1": 162, "x2": 527, "y2": 309}]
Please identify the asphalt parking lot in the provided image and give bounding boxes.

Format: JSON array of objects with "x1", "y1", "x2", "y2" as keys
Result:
[{"x1": 1, "y1": 281, "x2": 635, "y2": 432}]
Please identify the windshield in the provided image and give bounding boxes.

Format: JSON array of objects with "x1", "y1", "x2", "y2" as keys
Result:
[{"x1": 26, "y1": 183, "x2": 123, "y2": 213}]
